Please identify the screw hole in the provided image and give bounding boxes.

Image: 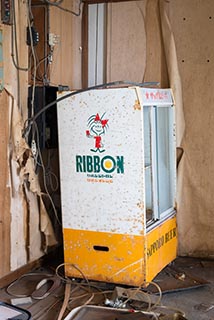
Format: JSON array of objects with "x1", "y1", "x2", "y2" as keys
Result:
[
  {"x1": 207, "y1": 59, "x2": 210, "y2": 62},
  {"x1": 182, "y1": 60, "x2": 185, "y2": 63},
  {"x1": 209, "y1": 16, "x2": 212, "y2": 19},
  {"x1": 183, "y1": 17, "x2": 186, "y2": 21}
]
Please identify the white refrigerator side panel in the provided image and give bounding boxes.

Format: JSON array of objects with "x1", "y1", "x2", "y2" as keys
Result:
[{"x1": 57, "y1": 88, "x2": 145, "y2": 235}]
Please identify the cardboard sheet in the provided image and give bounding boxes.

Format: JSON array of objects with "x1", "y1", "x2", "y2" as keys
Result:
[{"x1": 166, "y1": 0, "x2": 214, "y2": 257}]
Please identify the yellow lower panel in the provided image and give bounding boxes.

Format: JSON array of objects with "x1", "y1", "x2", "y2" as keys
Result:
[
  {"x1": 146, "y1": 216, "x2": 177, "y2": 282},
  {"x1": 63, "y1": 229, "x2": 145, "y2": 286}
]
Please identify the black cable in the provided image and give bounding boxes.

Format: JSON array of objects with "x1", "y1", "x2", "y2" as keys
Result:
[{"x1": 23, "y1": 80, "x2": 158, "y2": 138}]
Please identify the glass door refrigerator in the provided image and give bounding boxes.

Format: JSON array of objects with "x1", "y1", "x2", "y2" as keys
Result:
[{"x1": 57, "y1": 86, "x2": 177, "y2": 285}]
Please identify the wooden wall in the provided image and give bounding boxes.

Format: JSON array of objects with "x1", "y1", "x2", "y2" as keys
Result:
[
  {"x1": 0, "y1": 1, "x2": 55, "y2": 278},
  {"x1": 0, "y1": 91, "x2": 10, "y2": 276},
  {"x1": 0, "y1": 0, "x2": 29, "y2": 277},
  {"x1": 106, "y1": 1, "x2": 147, "y2": 83},
  {"x1": 49, "y1": 0, "x2": 82, "y2": 89}
]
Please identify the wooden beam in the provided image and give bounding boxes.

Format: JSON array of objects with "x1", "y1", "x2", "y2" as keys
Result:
[
  {"x1": 0, "y1": 91, "x2": 11, "y2": 278},
  {"x1": 0, "y1": 246, "x2": 64, "y2": 288},
  {"x1": 0, "y1": 259, "x2": 42, "y2": 289}
]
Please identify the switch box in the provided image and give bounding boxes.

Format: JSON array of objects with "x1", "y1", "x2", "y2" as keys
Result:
[{"x1": 1, "y1": 0, "x2": 13, "y2": 25}]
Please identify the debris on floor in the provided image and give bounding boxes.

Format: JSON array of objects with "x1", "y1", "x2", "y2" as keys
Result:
[
  {"x1": 0, "y1": 301, "x2": 31, "y2": 320},
  {"x1": 146, "y1": 264, "x2": 209, "y2": 294},
  {"x1": 0, "y1": 257, "x2": 213, "y2": 320},
  {"x1": 193, "y1": 303, "x2": 214, "y2": 312}
]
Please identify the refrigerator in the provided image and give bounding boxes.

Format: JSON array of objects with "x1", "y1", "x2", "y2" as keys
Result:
[{"x1": 57, "y1": 86, "x2": 177, "y2": 285}]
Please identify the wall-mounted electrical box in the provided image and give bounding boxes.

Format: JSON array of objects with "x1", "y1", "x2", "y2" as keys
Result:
[
  {"x1": 1, "y1": 0, "x2": 13, "y2": 25},
  {"x1": 28, "y1": 86, "x2": 58, "y2": 149},
  {"x1": 57, "y1": 86, "x2": 177, "y2": 285}
]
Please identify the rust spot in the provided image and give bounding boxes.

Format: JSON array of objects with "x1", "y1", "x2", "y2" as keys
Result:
[
  {"x1": 137, "y1": 202, "x2": 144, "y2": 209},
  {"x1": 114, "y1": 256, "x2": 124, "y2": 262},
  {"x1": 133, "y1": 99, "x2": 141, "y2": 110}
]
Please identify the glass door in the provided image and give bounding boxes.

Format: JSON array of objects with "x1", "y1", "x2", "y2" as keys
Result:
[
  {"x1": 156, "y1": 106, "x2": 175, "y2": 217},
  {"x1": 144, "y1": 105, "x2": 175, "y2": 227}
]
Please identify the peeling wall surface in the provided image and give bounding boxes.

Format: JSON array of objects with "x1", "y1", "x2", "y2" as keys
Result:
[
  {"x1": 0, "y1": 1, "x2": 56, "y2": 278},
  {"x1": 0, "y1": 0, "x2": 30, "y2": 276}
]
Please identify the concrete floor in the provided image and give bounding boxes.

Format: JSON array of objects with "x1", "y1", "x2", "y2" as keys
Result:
[
  {"x1": 162, "y1": 284, "x2": 214, "y2": 320},
  {"x1": 159, "y1": 258, "x2": 214, "y2": 320}
]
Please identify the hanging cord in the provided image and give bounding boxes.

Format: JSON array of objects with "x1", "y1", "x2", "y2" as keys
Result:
[
  {"x1": 11, "y1": 0, "x2": 30, "y2": 71},
  {"x1": 26, "y1": 0, "x2": 37, "y2": 121},
  {"x1": 33, "y1": 121, "x2": 62, "y2": 225},
  {"x1": 45, "y1": 149, "x2": 59, "y2": 192},
  {"x1": 35, "y1": 54, "x2": 50, "y2": 84}
]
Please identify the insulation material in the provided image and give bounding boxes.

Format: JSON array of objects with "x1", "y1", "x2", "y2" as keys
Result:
[
  {"x1": 40, "y1": 196, "x2": 58, "y2": 249},
  {"x1": 24, "y1": 186, "x2": 44, "y2": 261}
]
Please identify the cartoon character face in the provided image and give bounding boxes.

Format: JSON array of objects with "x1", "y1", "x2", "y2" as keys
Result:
[
  {"x1": 87, "y1": 113, "x2": 109, "y2": 137},
  {"x1": 92, "y1": 121, "x2": 104, "y2": 135}
]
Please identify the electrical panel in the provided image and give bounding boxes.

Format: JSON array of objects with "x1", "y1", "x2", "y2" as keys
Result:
[
  {"x1": 26, "y1": 26, "x2": 39, "y2": 46},
  {"x1": 1, "y1": 0, "x2": 13, "y2": 25},
  {"x1": 28, "y1": 86, "x2": 58, "y2": 149}
]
